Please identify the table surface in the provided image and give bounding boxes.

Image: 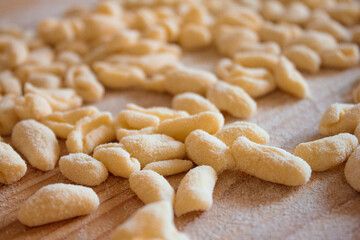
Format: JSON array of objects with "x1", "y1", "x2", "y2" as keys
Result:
[{"x1": 1, "y1": 1, "x2": 360, "y2": 240}]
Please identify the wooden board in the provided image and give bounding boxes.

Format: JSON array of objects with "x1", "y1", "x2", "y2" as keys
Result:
[{"x1": 1, "y1": 1, "x2": 360, "y2": 239}]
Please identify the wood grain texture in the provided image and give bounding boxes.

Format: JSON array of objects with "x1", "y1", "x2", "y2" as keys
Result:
[{"x1": 1, "y1": 1, "x2": 360, "y2": 239}]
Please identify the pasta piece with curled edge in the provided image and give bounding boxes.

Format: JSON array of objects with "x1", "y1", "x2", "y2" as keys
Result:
[
  {"x1": 110, "y1": 201, "x2": 189, "y2": 240},
  {"x1": 259, "y1": 22, "x2": 300, "y2": 47},
  {"x1": 231, "y1": 137, "x2": 311, "y2": 186},
  {"x1": 284, "y1": 45, "x2": 321, "y2": 74},
  {"x1": 126, "y1": 103, "x2": 188, "y2": 121},
  {"x1": 185, "y1": 130, "x2": 235, "y2": 173},
  {"x1": 59, "y1": 153, "x2": 108, "y2": 186},
  {"x1": 179, "y1": 24, "x2": 212, "y2": 50},
  {"x1": 286, "y1": 30, "x2": 338, "y2": 54},
  {"x1": 93, "y1": 62, "x2": 145, "y2": 89},
  {"x1": 120, "y1": 134, "x2": 186, "y2": 167},
  {"x1": 12, "y1": 120, "x2": 60, "y2": 171},
  {"x1": 0, "y1": 95, "x2": 19, "y2": 136},
  {"x1": 56, "y1": 51, "x2": 82, "y2": 67},
  {"x1": 65, "y1": 64, "x2": 104, "y2": 102},
  {"x1": 41, "y1": 106, "x2": 98, "y2": 139},
  {"x1": 294, "y1": 133, "x2": 358, "y2": 171},
  {"x1": 116, "y1": 126, "x2": 156, "y2": 141},
  {"x1": 93, "y1": 143, "x2": 140, "y2": 178},
  {"x1": 172, "y1": 92, "x2": 219, "y2": 115},
  {"x1": 0, "y1": 142, "x2": 26, "y2": 184},
  {"x1": 327, "y1": 2, "x2": 359, "y2": 26},
  {"x1": 83, "y1": 14, "x2": 123, "y2": 40},
  {"x1": 216, "y1": 8, "x2": 262, "y2": 31},
  {"x1": 281, "y1": 1, "x2": 310, "y2": 24},
  {"x1": 0, "y1": 71, "x2": 22, "y2": 97},
  {"x1": 174, "y1": 166, "x2": 217, "y2": 217},
  {"x1": 306, "y1": 17, "x2": 351, "y2": 42},
  {"x1": 206, "y1": 81, "x2": 257, "y2": 118},
  {"x1": 318, "y1": 103, "x2": 360, "y2": 135},
  {"x1": 228, "y1": 41, "x2": 281, "y2": 56},
  {"x1": 321, "y1": 44, "x2": 360, "y2": 69},
  {"x1": 215, "y1": 121, "x2": 269, "y2": 146},
  {"x1": 115, "y1": 110, "x2": 160, "y2": 130},
  {"x1": 16, "y1": 62, "x2": 66, "y2": 82},
  {"x1": 216, "y1": 58, "x2": 277, "y2": 98},
  {"x1": 261, "y1": 1, "x2": 285, "y2": 22},
  {"x1": 17, "y1": 183, "x2": 99, "y2": 227},
  {"x1": 15, "y1": 93, "x2": 52, "y2": 120},
  {"x1": 129, "y1": 170, "x2": 174, "y2": 204},
  {"x1": 0, "y1": 36, "x2": 28, "y2": 68},
  {"x1": 24, "y1": 83, "x2": 82, "y2": 111},
  {"x1": 66, "y1": 112, "x2": 115, "y2": 154},
  {"x1": 214, "y1": 25, "x2": 259, "y2": 57},
  {"x1": 163, "y1": 66, "x2": 218, "y2": 96},
  {"x1": 27, "y1": 73, "x2": 62, "y2": 89},
  {"x1": 158, "y1": 112, "x2": 224, "y2": 142},
  {"x1": 275, "y1": 56, "x2": 310, "y2": 98},
  {"x1": 37, "y1": 19, "x2": 75, "y2": 45},
  {"x1": 143, "y1": 159, "x2": 193, "y2": 176},
  {"x1": 345, "y1": 147, "x2": 360, "y2": 192},
  {"x1": 234, "y1": 52, "x2": 279, "y2": 72}
]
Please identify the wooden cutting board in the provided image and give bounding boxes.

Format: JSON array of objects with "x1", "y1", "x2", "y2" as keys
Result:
[{"x1": 0, "y1": 1, "x2": 360, "y2": 239}]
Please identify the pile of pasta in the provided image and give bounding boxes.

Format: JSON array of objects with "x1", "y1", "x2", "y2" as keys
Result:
[{"x1": 1, "y1": 0, "x2": 360, "y2": 239}]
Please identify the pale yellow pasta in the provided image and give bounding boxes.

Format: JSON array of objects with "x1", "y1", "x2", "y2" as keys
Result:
[
  {"x1": 214, "y1": 25, "x2": 259, "y2": 56},
  {"x1": 0, "y1": 71, "x2": 22, "y2": 96},
  {"x1": 116, "y1": 126, "x2": 157, "y2": 141},
  {"x1": 185, "y1": 130, "x2": 235, "y2": 173},
  {"x1": 163, "y1": 66, "x2": 218, "y2": 95},
  {"x1": 110, "y1": 201, "x2": 189, "y2": 240},
  {"x1": 275, "y1": 56, "x2": 310, "y2": 98},
  {"x1": 259, "y1": 22, "x2": 301, "y2": 47},
  {"x1": 126, "y1": 103, "x2": 189, "y2": 121},
  {"x1": 120, "y1": 134, "x2": 186, "y2": 167},
  {"x1": 179, "y1": 24, "x2": 211, "y2": 50},
  {"x1": 93, "y1": 143, "x2": 140, "y2": 178},
  {"x1": 287, "y1": 30, "x2": 338, "y2": 54},
  {"x1": 59, "y1": 153, "x2": 108, "y2": 186},
  {"x1": 261, "y1": 0, "x2": 285, "y2": 22},
  {"x1": 26, "y1": 73, "x2": 62, "y2": 89},
  {"x1": 41, "y1": 106, "x2": 99, "y2": 139},
  {"x1": 229, "y1": 41, "x2": 281, "y2": 56},
  {"x1": 115, "y1": 110, "x2": 160, "y2": 130},
  {"x1": 158, "y1": 112, "x2": 224, "y2": 142},
  {"x1": 216, "y1": 58, "x2": 277, "y2": 98},
  {"x1": 94, "y1": 0, "x2": 122, "y2": 17},
  {"x1": 172, "y1": 92, "x2": 219, "y2": 115},
  {"x1": 65, "y1": 64, "x2": 104, "y2": 102},
  {"x1": 320, "y1": 43, "x2": 359, "y2": 69},
  {"x1": 318, "y1": 103, "x2": 360, "y2": 135},
  {"x1": 284, "y1": 45, "x2": 321, "y2": 73},
  {"x1": 352, "y1": 26, "x2": 360, "y2": 45},
  {"x1": 66, "y1": 112, "x2": 115, "y2": 154},
  {"x1": 56, "y1": 40, "x2": 89, "y2": 56},
  {"x1": 294, "y1": 133, "x2": 358, "y2": 171},
  {"x1": 327, "y1": 2, "x2": 360, "y2": 26},
  {"x1": 174, "y1": 165, "x2": 217, "y2": 217},
  {"x1": 344, "y1": 147, "x2": 360, "y2": 192},
  {"x1": 16, "y1": 62, "x2": 66, "y2": 82},
  {"x1": 183, "y1": 4, "x2": 208, "y2": 25},
  {"x1": 353, "y1": 83, "x2": 360, "y2": 104},
  {"x1": 18, "y1": 183, "x2": 99, "y2": 227},
  {"x1": 37, "y1": 19, "x2": 75, "y2": 45},
  {"x1": 0, "y1": 142, "x2": 27, "y2": 184},
  {"x1": 12, "y1": 120, "x2": 60, "y2": 171},
  {"x1": 0, "y1": 95, "x2": 19, "y2": 135},
  {"x1": 207, "y1": 81, "x2": 257, "y2": 118},
  {"x1": 233, "y1": 52, "x2": 279, "y2": 72},
  {"x1": 140, "y1": 74, "x2": 166, "y2": 92},
  {"x1": 83, "y1": 14, "x2": 122, "y2": 40},
  {"x1": 24, "y1": 83, "x2": 82, "y2": 111},
  {"x1": 0, "y1": 36, "x2": 28, "y2": 69},
  {"x1": 129, "y1": 170, "x2": 174, "y2": 204},
  {"x1": 143, "y1": 25, "x2": 167, "y2": 42},
  {"x1": 26, "y1": 47, "x2": 54, "y2": 65},
  {"x1": 15, "y1": 93, "x2": 52, "y2": 120},
  {"x1": 143, "y1": 159, "x2": 193, "y2": 176},
  {"x1": 231, "y1": 137, "x2": 311, "y2": 186},
  {"x1": 161, "y1": 18, "x2": 181, "y2": 42},
  {"x1": 93, "y1": 62, "x2": 145, "y2": 89},
  {"x1": 216, "y1": 8, "x2": 262, "y2": 31},
  {"x1": 281, "y1": 1, "x2": 310, "y2": 24},
  {"x1": 56, "y1": 50, "x2": 82, "y2": 66},
  {"x1": 215, "y1": 121, "x2": 269, "y2": 146},
  {"x1": 306, "y1": 17, "x2": 351, "y2": 42}
]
